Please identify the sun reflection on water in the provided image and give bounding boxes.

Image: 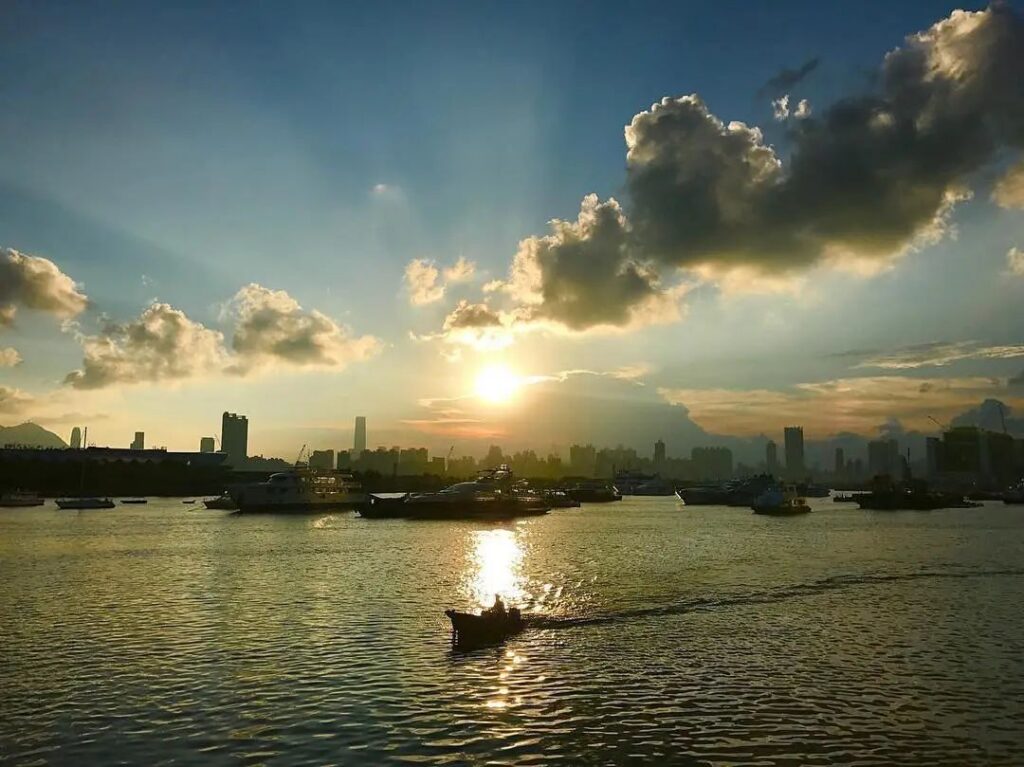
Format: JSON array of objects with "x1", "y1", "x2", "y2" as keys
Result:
[{"x1": 469, "y1": 528, "x2": 524, "y2": 609}]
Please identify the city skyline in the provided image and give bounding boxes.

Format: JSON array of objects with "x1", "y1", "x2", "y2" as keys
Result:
[{"x1": 2, "y1": 2, "x2": 1024, "y2": 459}]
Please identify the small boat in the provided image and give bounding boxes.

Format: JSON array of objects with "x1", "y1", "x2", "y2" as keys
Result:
[
  {"x1": 120, "y1": 498, "x2": 148, "y2": 505},
  {"x1": 0, "y1": 491, "x2": 45, "y2": 508},
  {"x1": 543, "y1": 489, "x2": 581, "y2": 508},
  {"x1": 445, "y1": 603, "x2": 525, "y2": 648},
  {"x1": 752, "y1": 485, "x2": 811, "y2": 515},
  {"x1": 56, "y1": 497, "x2": 116, "y2": 510},
  {"x1": 181, "y1": 499, "x2": 196, "y2": 504},
  {"x1": 203, "y1": 493, "x2": 237, "y2": 510}
]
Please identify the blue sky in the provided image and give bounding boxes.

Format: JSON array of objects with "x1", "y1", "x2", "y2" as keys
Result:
[{"x1": 1, "y1": 1, "x2": 1022, "y2": 458}]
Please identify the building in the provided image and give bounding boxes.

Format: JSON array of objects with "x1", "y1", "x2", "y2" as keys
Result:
[
  {"x1": 925, "y1": 437, "x2": 940, "y2": 478},
  {"x1": 309, "y1": 449, "x2": 335, "y2": 471},
  {"x1": 867, "y1": 438, "x2": 899, "y2": 477},
  {"x1": 653, "y1": 439, "x2": 666, "y2": 467},
  {"x1": 130, "y1": 432, "x2": 145, "y2": 450},
  {"x1": 765, "y1": 440, "x2": 778, "y2": 475},
  {"x1": 354, "y1": 416, "x2": 367, "y2": 455},
  {"x1": 199, "y1": 437, "x2": 216, "y2": 453},
  {"x1": 691, "y1": 446, "x2": 733, "y2": 480},
  {"x1": 569, "y1": 444, "x2": 597, "y2": 476},
  {"x1": 70, "y1": 427, "x2": 82, "y2": 450},
  {"x1": 784, "y1": 427, "x2": 804, "y2": 478},
  {"x1": 221, "y1": 412, "x2": 248, "y2": 468},
  {"x1": 834, "y1": 447, "x2": 845, "y2": 478}
]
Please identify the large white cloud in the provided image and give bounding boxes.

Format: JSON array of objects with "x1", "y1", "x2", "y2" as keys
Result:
[
  {"x1": 0, "y1": 247, "x2": 88, "y2": 326},
  {"x1": 229, "y1": 284, "x2": 380, "y2": 372},
  {"x1": 64, "y1": 303, "x2": 227, "y2": 390}
]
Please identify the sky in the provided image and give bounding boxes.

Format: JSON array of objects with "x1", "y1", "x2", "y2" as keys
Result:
[{"x1": 1, "y1": 0, "x2": 1023, "y2": 461}]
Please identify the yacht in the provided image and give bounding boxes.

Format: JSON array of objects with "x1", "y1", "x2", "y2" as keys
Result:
[
  {"x1": 360, "y1": 466, "x2": 550, "y2": 520},
  {"x1": 231, "y1": 468, "x2": 366, "y2": 513},
  {"x1": 752, "y1": 485, "x2": 811, "y2": 515},
  {"x1": 569, "y1": 480, "x2": 622, "y2": 503},
  {"x1": 0, "y1": 491, "x2": 45, "y2": 508},
  {"x1": 612, "y1": 470, "x2": 675, "y2": 496}
]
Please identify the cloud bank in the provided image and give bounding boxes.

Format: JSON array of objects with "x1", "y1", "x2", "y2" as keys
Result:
[
  {"x1": 854, "y1": 340, "x2": 1024, "y2": 370},
  {"x1": 0, "y1": 247, "x2": 88, "y2": 326}
]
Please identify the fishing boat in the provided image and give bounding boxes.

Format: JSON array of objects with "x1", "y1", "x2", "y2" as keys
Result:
[
  {"x1": 445, "y1": 599, "x2": 525, "y2": 648},
  {"x1": 232, "y1": 467, "x2": 366, "y2": 513},
  {"x1": 752, "y1": 485, "x2": 811, "y2": 515},
  {"x1": 360, "y1": 466, "x2": 549, "y2": 520},
  {"x1": 0, "y1": 491, "x2": 45, "y2": 508},
  {"x1": 56, "y1": 497, "x2": 116, "y2": 510}
]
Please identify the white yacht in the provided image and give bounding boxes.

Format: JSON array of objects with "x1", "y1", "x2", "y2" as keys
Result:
[{"x1": 230, "y1": 468, "x2": 366, "y2": 513}]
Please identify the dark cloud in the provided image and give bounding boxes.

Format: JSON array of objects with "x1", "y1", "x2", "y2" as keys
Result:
[
  {"x1": 229, "y1": 284, "x2": 380, "y2": 372},
  {"x1": 950, "y1": 398, "x2": 1024, "y2": 434},
  {"x1": 64, "y1": 303, "x2": 227, "y2": 390},
  {"x1": 0, "y1": 247, "x2": 88, "y2": 326},
  {"x1": 443, "y1": 300, "x2": 504, "y2": 331},
  {"x1": 758, "y1": 57, "x2": 820, "y2": 97}
]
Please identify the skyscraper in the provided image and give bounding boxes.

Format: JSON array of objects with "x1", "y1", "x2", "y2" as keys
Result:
[
  {"x1": 199, "y1": 436, "x2": 216, "y2": 453},
  {"x1": 70, "y1": 427, "x2": 82, "y2": 450},
  {"x1": 765, "y1": 440, "x2": 778, "y2": 475},
  {"x1": 131, "y1": 431, "x2": 145, "y2": 450},
  {"x1": 222, "y1": 412, "x2": 248, "y2": 468},
  {"x1": 354, "y1": 416, "x2": 366, "y2": 455},
  {"x1": 834, "y1": 447, "x2": 845, "y2": 477},
  {"x1": 784, "y1": 426, "x2": 805, "y2": 479},
  {"x1": 653, "y1": 439, "x2": 666, "y2": 466}
]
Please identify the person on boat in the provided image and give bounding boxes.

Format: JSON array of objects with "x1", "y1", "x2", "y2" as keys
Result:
[{"x1": 487, "y1": 594, "x2": 506, "y2": 619}]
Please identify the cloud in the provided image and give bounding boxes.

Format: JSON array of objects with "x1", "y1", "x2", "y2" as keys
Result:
[
  {"x1": 854, "y1": 341, "x2": 1024, "y2": 369},
  {"x1": 659, "y1": 375, "x2": 1017, "y2": 437},
  {"x1": 993, "y1": 161, "x2": 1024, "y2": 209},
  {"x1": 0, "y1": 347, "x2": 22, "y2": 367},
  {"x1": 759, "y1": 57, "x2": 820, "y2": 97},
  {"x1": 772, "y1": 95, "x2": 791, "y2": 121},
  {"x1": 424, "y1": 300, "x2": 518, "y2": 350},
  {"x1": 950, "y1": 398, "x2": 1024, "y2": 434},
  {"x1": 1007, "y1": 247, "x2": 1024, "y2": 276},
  {"x1": 404, "y1": 259, "x2": 445, "y2": 305},
  {"x1": 0, "y1": 386, "x2": 32, "y2": 414},
  {"x1": 0, "y1": 247, "x2": 88, "y2": 326},
  {"x1": 64, "y1": 303, "x2": 227, "y2": 390},
  {"x1": 793, "y1": 99, "x2": 811, "y2": 119},
  {"x1": 229, "y1": 284, "x2": 380, "y2": 372},
  {"x1": 405, "y1": 257, "x2": 479, "y2": 306}
]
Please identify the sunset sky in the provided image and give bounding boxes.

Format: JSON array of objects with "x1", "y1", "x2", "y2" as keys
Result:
[{"x1": 1, "y1": 1, "x2": 1023, "y2": 459}]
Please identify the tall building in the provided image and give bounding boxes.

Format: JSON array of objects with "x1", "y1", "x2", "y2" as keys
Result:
[
  {"x1": 765, "y1": 440, "x2": 778, "y2": 474},
  {"x1": 221, "y1": 412, "x2": 248, "y2": 468},
  {"x1": 834, "y1": 447, "x2": 845, "y2": 477},
  {"x1": 653, "y1": 439, "x2": 666, "y2": 466},
  {"x1": 784, "y1": 427, "x2": 804, "y2": 478},
  {"x1": 130, "y1": 431, "x2": 145, "y2": 450},
  {"x1": 691, "y1": 446, "x2": 733, "y2": 480},
  {"x1": 867, "y1": 438, "x2": 899, "y2": 477},
  {"x1": 354, "y1": 416, "x2": 366, "y2": 455},
  {"x1": 199, "y1": 437, "x2": 216, "y2": 453},
  {"x1": 70, "y1": 427, "x2": 82, "y2": 450}
]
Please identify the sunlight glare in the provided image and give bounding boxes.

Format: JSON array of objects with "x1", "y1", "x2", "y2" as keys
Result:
[{"x1": 474, "y1": 364, "x2": 521, "y2": 403}]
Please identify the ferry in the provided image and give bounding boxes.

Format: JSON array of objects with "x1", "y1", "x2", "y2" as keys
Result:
[
  {"x1": 0, "y1": 491, "x2": 45, "y2": 508},
  {"x1": 231, "y1": 468, "x2": 366, "y2": 513}
]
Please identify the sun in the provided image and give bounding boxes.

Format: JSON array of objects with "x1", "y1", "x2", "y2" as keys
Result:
[{"x1": 474, "y1": 364, "x2": 521, "y2": 404}]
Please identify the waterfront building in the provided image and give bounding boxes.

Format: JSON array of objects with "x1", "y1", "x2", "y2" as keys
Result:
[
  {"x1": 569, "y1": 444, "x2": 597, "y2": 477},
  {"x1": 221, "y1": 412, "x2": 248, "y2": 468},
  {"x1": 784, "y1": 427, "x2": 804, "y2": 478},
  {"x1": 199, "y1": 437, "x2": 216, "y2": 453},
  {"x1": 309, "y1": 449, "x2": 335, "y2": 471},
  {"x1": 691, "y1": 446, "x2": 733, "y2": 481},
  {"x1": 354, "y1": 416, "x2": 366, "y2": 455},
  {"x1": 131, "y1": 431, "x2": 145, "y2": 450}
]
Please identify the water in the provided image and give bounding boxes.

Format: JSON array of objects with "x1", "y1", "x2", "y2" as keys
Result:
[{"x1": 2, "y1": 498, "x2": 1024, "y2": 765}]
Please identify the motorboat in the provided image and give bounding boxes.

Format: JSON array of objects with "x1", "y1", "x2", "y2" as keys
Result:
[
  {"x1": 231, "y1": 467, "x2": 366, "y2": 513},
  {"x1": 445, "y1": 604, "x2": 525, "y2": 648},
  {"x1": 120, "y1": 498, "x2": 148, "y2": 505},
  {"x1": 752, "y1": 485, "x2": 811, "y2": 515},
  {"x1": 203, "y1": 493, "x2": 237, "y2": 510},
  {"x1": 543, "y1": 489, "x2": 581, "y2": 508},
  {"x1": 360, "y1": 466, "x2": 549, "y2": 520},
  {"x1": 0, "y1": 491, "x2": 45, "y2": 508},
  {"x1": 56, "y1": 497, "x2": 116, "y2": 510},
  {"x1": 569, "y1": 480, "x2": 622, "y2": 503}
]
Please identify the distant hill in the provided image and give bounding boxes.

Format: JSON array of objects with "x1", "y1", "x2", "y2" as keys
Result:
[{"x1": 0, "y1": 422, "x2": 68, "y2": 449}]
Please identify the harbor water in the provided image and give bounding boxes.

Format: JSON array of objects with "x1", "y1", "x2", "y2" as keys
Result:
[{"x1": 2, "y1": 498, "x2": 1023, "y2": 765}]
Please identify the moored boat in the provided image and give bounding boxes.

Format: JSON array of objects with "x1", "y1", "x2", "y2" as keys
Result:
[
  {"x1": 752, "y1": 485, "x2": 811, "y2": 516},
  {"x1": 0, "y1": 491, "x2": 45, "y2": 508},
  {"x1": 56, "y1": 497, "x2": 116, "y2": 510},
  {"x1": 570, "y1": 480, "x2": 622, "y2": 503},
  {"x1": 203, "y1": 493, "x2": 237, "y2": 510},
  {"x1": 855, "y1": 477, "x2": 975, "y2": 511},
  {"x1": 231, "y1": 467, "x2": 366, "y2": 513},
  {"x1": 543, "y1": 489, "x2": 581, "y2": 508},
  {"x1": 612, "y1": 470, "x2": 675, "y2": 496},
  {"x1": 1003, "y1": 481, "x2": 1024, "y2": 505}
]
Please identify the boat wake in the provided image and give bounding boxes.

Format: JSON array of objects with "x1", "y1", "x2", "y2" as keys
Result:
[{"x1": 527, "y1": 567, "x2": 1024, "y2": 630}]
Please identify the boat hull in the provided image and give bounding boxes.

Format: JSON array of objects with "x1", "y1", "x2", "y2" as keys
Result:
[
  {"x1": 56, "y1": 498, "x2": 116, "y2": 510},
  {"x1": 445, "y1": 609, "x2": 524, "y2": 648},
  {"x1": 234, "y1": 496, "x2": 366, "y2": 514},
  {"x1": 0, "y1": 498, "x2": 45, "y2": 507},
  {"x1": 752, "y1": 504, "x2": 811, "y2": 515},
  {"x1": 360, "y1": 494, "x2": 549, "y2": 520}
]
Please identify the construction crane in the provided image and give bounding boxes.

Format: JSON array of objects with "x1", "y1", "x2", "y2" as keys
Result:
[{"x1": 927, "y1": 415, "x2": 948, "y2": 432}]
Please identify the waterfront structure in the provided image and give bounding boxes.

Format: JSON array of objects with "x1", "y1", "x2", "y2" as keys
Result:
[
  {"x1": 70, "y1": 427, "x2": 82, "y2": 450},
  {"x1": 691, "y1": 446, "x2": 733, "y2": 481},
  {"x1": 131, "y1": 431, "x2": 145, "y2": 450},
  {"x1": 765, "y1": 440, "x2": 778, "y2": 475},
  {"x1": 221, "y1": 412, "x2": 248, "y2": 468},
  {"x1": 309, "y1": 449, "x2": 335, "y2": 471},
  {"x1": 654, "y1": 439, "x2": 666, "y2": 467},
  {"x1": 354, "y1": 416, "x2": 367, "y2": 455},
  {"x1": 784, "y1": 427, "x2": 804, "y2": 479},
  {"x1": 199, "y1": 437, "x2": 216, "y2": 453}
]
